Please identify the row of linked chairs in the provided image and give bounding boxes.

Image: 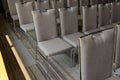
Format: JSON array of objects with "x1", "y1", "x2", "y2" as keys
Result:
[{"x1": 6, "y1": 0, "x2": 120, "y2": 80}]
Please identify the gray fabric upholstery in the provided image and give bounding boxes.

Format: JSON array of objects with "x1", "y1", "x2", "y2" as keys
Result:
[
  {"x1": 105, "y1": 76, "x2": 118, "y2": 80},
  {"x1": 16, "y1": 2, "x2": 34, "y2": 32},
  {"x1": 32, "y1": 9, "x2": 57, "y2": 42},
  {"x1": 80, "y1": 0, "x2": 89, "y2": 6},
  {"x1": 7, "y1": 0, "x2": 20, "y2": 16},
  {"x1": 98, "y1": 3, "x2": 111, "y2": 27},
  {"x1": 111, "y1": 2, "x2": 120, "y2": 23},
  {"x1": 34, "y1": 0, "x2": 49, "y2": 10},
  {"x1": 63, "y1": 32, "x2": 83, "y2": 47},
  {"x1": 51, "y1": 0, "x2": 64, "y2": 9},
  {"x1": 115, "y1": 25, "x2": 120, "y2": 69},
  {"x1": 59, "y1": 7, "x2": 83, "y2": 48},
  {"x1": 21, "y1": 23, "x2": 34, "y2": 32},
  {"x1": 38, "y1": 38, "x2": 72, "y2": 57},
  {"x1": 11, "y1": 15, "x2": 18, "y2": 21},
  {"x1": 80, "y1": 28, "x2": 115, "y2": 80},
  {"x1": 67, "y1": 0, "x2": 78, "y2": 7},
  {"x1": 82, "y1": 5, "x2": 97, "y2": 32},
  {"x1": 16, "y1": 2, "x2": 34, "y2": 25},
  {"x1": 59, "y1": 7, "x2": 78, "y2": 36}
]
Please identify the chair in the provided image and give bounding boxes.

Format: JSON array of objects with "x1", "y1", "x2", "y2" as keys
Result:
[
  {"x1": 114, "y1": 25, "x2": 120, "y2": 77},
  {"x1": 79, "y1": 28, "x2": 118, "y2": 80},
  {"x1": 82, "y1": 5, "x2": 97, "y2": 32},
  {"x1": 32, "y1": 9, "x2": 72, "y2": 58},
  {"x1": 7, "y1": 0, "x2": 20, "y2": 30},
  {"x1": 59, "y1": 7, "x2": 83, "y2": 65},
  {"x1": 67, "y1": 0, "x2": 78, "y2": 7},
  {"x1": 59, "y1": 7, "x2": 83, "y2": 48},
  {"x1": 34, "y1": 0, "x2": 49, "y2": 10},
  {"x1": 98, "y1": 3, "x2": 111, "y2": 27},
  {"x1": 111, "y1": 2, "x2": 120, "y2": 24},
  {"x1": 16, "y1": 2, "x2": 34, "y2": 32}
]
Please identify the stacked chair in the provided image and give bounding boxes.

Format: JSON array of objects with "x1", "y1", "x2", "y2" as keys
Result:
[{"x1": 15, "y1": 1, "x2": 34, "y2": 32}]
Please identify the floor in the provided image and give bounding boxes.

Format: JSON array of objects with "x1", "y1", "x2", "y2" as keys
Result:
[{"x1": 0, "y1": 14, "x2": 80, "y2": 80}]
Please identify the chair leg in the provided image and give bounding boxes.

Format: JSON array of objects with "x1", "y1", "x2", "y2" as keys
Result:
[
  {"x1": 70, "y1": 48, "x2": 76, "y2": 67},
  {"x1": 13, "y1": 19, "x2": 17, "y2": 32}
]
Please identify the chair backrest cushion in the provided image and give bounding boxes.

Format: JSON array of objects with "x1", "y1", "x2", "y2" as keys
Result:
[
  {"x1": 82, "y1": 5, "x2": 97, "y2": 32},
  {"x1": 16, "y1": 2, "x2": 34, "y2": 25},
  {"x1": 7, "y1": 0, "x2": 20, "y2": 15},
  {"x1": 32, "y1": 9, "x2": 58, "y2": 42},
  {"x1": 59, "y1": 7, "x2": 78, "y2": 36},
  {"x1": 34, "y1": 0, "x2": 49, "y2": 10},
  {"x1": 51, "y1": 0, "x2": 64, "y2": 9},
  {"x1": 80, "y1": 28, "x2": 115, "y2": 80},
  {"x1": 98, "y1": 3, "x2": 111, "y2": 27},
  {"x1": 111, "y1": 2, "x2": 120, "y2": 23},
  {"x1": 67, "y1": 0, "x2": 78, "y2": 7}
]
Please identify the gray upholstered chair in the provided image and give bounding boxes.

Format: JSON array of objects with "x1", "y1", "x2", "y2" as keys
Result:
[
  {"x1": 98, "y1": 3, "x2": 111, "y2": 27},
  {"x1": 82, "y1": 5, "x2": 97, "y2": 32},
  {"x1": 111, "y1": 2, "x2": 120, "y2": 24},
  {"x1": 79, "y1": 28, "x2": 118, "y2": 80},
  {"x1": 16, "y1": 2, "x2": 34, "y2": 32},
  {"x1": 59, "y1": 7, "x2": 83, "y2": 48},
  {"x1": 67, "y1": 0, "x2": 78, "y2": 7},
  {"x1": 7, "y1": 0, "x2": 20, "y2": 30},
  {"x1": 114, "y1": 25, "x2": 120, "y2": 77},
  {"x1": 34, "y1": 0, "x2": 49, "y2": 10},
  {"x1": 32, "y1": 9, "x2": 72, "y2": 58},
  {"x1": 59, "y1": 7, "x2": 83, "y2": 65}
]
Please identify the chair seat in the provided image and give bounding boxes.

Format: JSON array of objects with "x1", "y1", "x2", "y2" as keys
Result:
[
  {"x1": 105, "y1": 76, "x2": 118, "y2": 80},
  {"x1": 21, "y1": 23, "x2": 34, "y2": 32},
  {"x1": 11, "y1": 15, "x2": 19, "y2": 21},
  {"x1": 38, "y1": 38, "x2": 72, "y2": 57},
  {"x1": 63, "y1": 32, "x2": 83, "y2": 47}
]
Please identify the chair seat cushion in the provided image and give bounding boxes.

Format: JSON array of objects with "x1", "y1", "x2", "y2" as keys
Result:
[
  {"x1": 21, "y1": 23, "x2": 34, "y2": 32},
  {"x1": 63, "y1": 32, "x2": 83, "y2": 47},
  {"x1": 105, "y1": 76, "x2": 118, "y2": 80},
  {"x1": 38, "y1": 38, "x2": 72, "y2": 57},
  {"x1": 11, "y1": 15, "x2": 19, "y2": 21}
]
